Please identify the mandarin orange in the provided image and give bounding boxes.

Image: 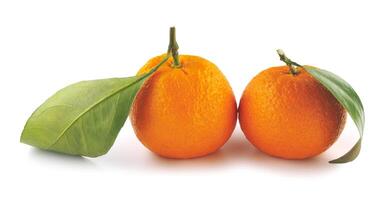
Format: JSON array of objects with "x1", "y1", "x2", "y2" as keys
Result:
[
  {"x1": 130, "y1": 54, "x2": 237, "y2": 158},
  {"x1": 239, "y1": 66, "x2": 346, "y2": 159}
]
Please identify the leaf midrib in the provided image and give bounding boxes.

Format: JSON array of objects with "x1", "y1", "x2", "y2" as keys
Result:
[
  {"x1": 306, "y1": 66, "x2": 365, "y2": 134},
  {"x1": 47, "y1": 76, "x2": 145, "y2": 149}
]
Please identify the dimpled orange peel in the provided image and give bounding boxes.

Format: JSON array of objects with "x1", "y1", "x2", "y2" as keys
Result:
[
  {"x1": 130, "y1": 27, "x2": 237, "y2": 159},
  {"x1": 239, "y1": 50, "x2": 347, "y2": 160}
]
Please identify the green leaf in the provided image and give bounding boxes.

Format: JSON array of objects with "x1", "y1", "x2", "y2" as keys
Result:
[
  {"x1": 20, "y1": 74, "x2": 150, "y2": 157},
  {"x1": 302, "y1": 65, "x2": 365, "y2": 163},
  {"x1": 21, "y1": 53, "x2": 168, "y2": 157}
]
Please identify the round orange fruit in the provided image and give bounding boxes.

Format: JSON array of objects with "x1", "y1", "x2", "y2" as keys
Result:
[
  {"x1": 130, "y1": 54, "x2": 237, "y2": 159},
  {"x1": 238, "y1": 66, "x2": 346, "y2": 159}
]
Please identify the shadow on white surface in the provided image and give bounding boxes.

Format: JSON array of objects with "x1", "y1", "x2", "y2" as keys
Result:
[
  {"x1": 150, "y1": 132, "x2": 336, "y2": 174},
  {"x1": 29, "y1": 148, "x2": 96, "y2": 168}
]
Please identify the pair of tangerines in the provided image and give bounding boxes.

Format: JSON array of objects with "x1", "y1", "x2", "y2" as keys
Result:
[{"x1": 130, "y1": 27, "x2": 346, "y2": 160}]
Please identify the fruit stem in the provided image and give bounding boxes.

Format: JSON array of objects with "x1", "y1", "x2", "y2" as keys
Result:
[
  {"x1": 167, "y1": 27, "x2": 181, "y2": 68},
  {"x1": 277, "y1": 49, "x2": 302, "y2": 75}
]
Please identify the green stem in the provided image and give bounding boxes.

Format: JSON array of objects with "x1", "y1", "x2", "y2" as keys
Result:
[
  {"x1": 140, "y1": 27, "x2": 181, "y2": 77},
  {"x1": 276, "y1": 49, "x2": 302, "y2": 75},
  {"x1": 167, "y1": 27, "x2": 181, "y2": 68}
]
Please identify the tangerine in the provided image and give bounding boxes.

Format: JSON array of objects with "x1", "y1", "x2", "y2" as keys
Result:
[
  {"x1": 131, "y1": 54, "x2": 236, "y2": 158},
  {"x1": 239, "y1": 63, "x2": 346, "y2": 159}
]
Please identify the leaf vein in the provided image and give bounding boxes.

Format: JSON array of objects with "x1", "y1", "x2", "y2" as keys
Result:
[{"x1": 47, "y1": 76, "x2": 146, "y2": 150}]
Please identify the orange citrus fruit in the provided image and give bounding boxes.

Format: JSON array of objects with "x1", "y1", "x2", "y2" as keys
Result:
[
  {"x1": 238, "y1": 66, "x2": 346, "y2": 159},
  {"x1": 130, "y1": 54, "x2": 237, "y2": 159}
]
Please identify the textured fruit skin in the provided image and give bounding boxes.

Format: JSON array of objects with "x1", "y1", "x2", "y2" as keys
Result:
[
  {"x1": 131, "y1": 54, "x2": 237, "y2": 159},
  {"x1": 239, "y1": 66, "x2": 346, "y2": 159}
]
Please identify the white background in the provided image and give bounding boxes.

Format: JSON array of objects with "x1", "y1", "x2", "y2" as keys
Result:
[{"x1": 1, "y1": 0, "x2": 390, "y2": 199}]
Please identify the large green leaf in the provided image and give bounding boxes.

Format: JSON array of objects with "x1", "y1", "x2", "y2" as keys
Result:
[
  {"x1": 303, "y1": 65, "x2": 365, "y2": 163},
  {"x1": 19, "y1": 55, "x2": 170, "y2": 157},
  {"x1": 20, "y1": 75, "x2": 146, "y2": 157}
]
